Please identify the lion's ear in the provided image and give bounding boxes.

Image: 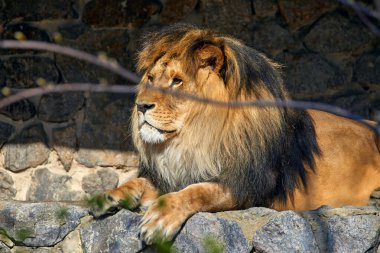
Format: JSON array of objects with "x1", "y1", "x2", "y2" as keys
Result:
[{"x1": 195, "y1": 44, "x2": 224, "y2": 73}]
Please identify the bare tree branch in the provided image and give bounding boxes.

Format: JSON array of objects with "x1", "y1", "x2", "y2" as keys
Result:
[
  {"x1": 1, "y1": 83, "x2": 378, "y2": 135},
  {"x1": 0, "y1": 83, "x2": 137, "y2": 108},
  {"x1": 0, "y1": 40, "x2": 141, "y2": 83},
  {"x1": 338, "y1": 0, "x2": 380, "y2": 37},
  {"x1": 0, "y1": 39, "x2": 378, "y2": 135}
]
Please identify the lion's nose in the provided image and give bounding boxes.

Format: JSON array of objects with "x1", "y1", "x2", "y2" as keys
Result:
[{"x1": 136, "y1": 102, "x2": 156, "y2": 114}]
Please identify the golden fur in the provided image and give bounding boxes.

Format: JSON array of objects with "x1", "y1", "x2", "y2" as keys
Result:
[{"x1": 95, "y1": 25, "x2": 380, "y2": 243}]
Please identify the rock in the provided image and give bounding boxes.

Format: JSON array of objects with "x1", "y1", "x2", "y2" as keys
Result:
[
  {"x1": 52, "y1": 125, "x2": 77, "y2": 171},
  {"x1": 26, "y1": 168, "x2": 83, "y2": 202},
  {"x1": 354, "y1": 54, "x2": 380, "y2": 85},
  {"x1": 56, "y1": 29, "x2": 133, "y2": 83},
  {"x1": 3, "y1": 124, "x2": 50, "y2": 172},
  {"x1": 304, "y1": 13, "x2": 375, "y2": 55},
  {"x1": 38, "y1": 92, "x2": 84, "y2": 123},
  {"x1": 76, "y1": 93, "x2": 135, "y2": 167},
  {"x1": 200, "y1": 0, "x2": 253, "y2": 43},
  {"x1": 0, "y1": 201, "x2": 380, "y2": 252},
  {"x1": 0, "y1": 169, "x2": 16, "y2": 200},
  {"x1": 0, "y1": 62, "x2": 5, "y2": 88},
  {"x1": 0, "y1": 99, "x2": 36, "y2": 121},
  {"x1": 251, "y1": 21, "x2": 294, "y2": 56},
  {"x1": 302, "y1": 206, "x2": 380, "y2": 253},
  {"x1": 82, "y1": 0, "x2": 162, "y2": 28},
  {"x1": 0, "y1": 201, "x2": 87, "y2": 247},
  {"x1": 0, "y1": 242, "x2": 10, "y2": 253},
  {"x1": 2, "y1": 0, "x2": 78, "y2": 21},
  {"x1": 253, "y1": 0, "x2": 278, "y2": 18},
  {"x1": 80, "y1": 209, "x2": 142, "y2": 253},
  {"x1": 174, "y1": 212, "x2": 250, "y2": 252},
  {"x1": 161, "y1": 0, "x2": 198, "y2": 23},
  {"x1": 0, "y1": 23, "x2": 50, "y2": 55},
  {"x1": 58, "y1": 23, "x2": 88, "y2": 40},
  {"x1": 82, "y1": 168, "x2": 119, "y2": 195},
  {"x1": 0, "y1": 122, "x2": 14, "y2": 147},
  {"x1": 252, "y1": 211, "x2": 319, "y2": 253},
  {"x1": 276, "y1": 53, "x2": 346, "y2": 97},
  {"x1": 278, "y1": 0, "x2": 337, "y2": 31},
  {"x1": 2, "y1": 56, "x2": 60, "y2": 89},
  {"x1": 327, "y1": 215, "x2": 380, "y2": 252},
  {"x1": 324, "y1": 90, "x2": 371, "y2": 119}
]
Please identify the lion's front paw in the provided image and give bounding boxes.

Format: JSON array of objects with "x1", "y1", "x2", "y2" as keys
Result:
[
  {"x1": 139, "y1": 193, "x2": 191, "y2": 244},
  {"x1": 88, "y1": 188, "x2": 141, "y2": 218}
]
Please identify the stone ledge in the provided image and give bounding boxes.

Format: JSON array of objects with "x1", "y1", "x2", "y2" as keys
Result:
[{"x1": 0, "y1": 201, "x2": 379, "y2": 253}]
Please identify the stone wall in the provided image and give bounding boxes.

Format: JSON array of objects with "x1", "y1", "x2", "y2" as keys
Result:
[
  {"x1": 0, "y1": 0, "x2": 380, "y2": 252},
  {"x1": 0, "y1": 0, "x2": 379, "y2": 203},
  {"x1": 1, "y1": 201, "x2": 380, "y2": 253}
]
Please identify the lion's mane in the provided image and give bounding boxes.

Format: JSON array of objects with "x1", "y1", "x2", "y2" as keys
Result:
[{"x1": 132, "y1": 24, "x2": 320, "y2": 208}]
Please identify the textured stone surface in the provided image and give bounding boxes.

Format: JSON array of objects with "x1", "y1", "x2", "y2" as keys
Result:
[
  {"x1": 0, "y1": 170, "x2": 16, "y2": 200},
  {"x1": 161, "y1": 0, "x2": 198, "y2": 23},
  {"x1": 0, "y1": 62, "x2": 5, "y2": 88},
  {"x1": 58, "y1": 23, "x2": 88, "y2": 40},
  {"x1": 174, "y1": 212, "x2": 250, "y2": 252},
  {"x1": 251, "y1": 21, "x2": 294, "y2": 56},
  {"x1": 278, "y1": 0, "x2": 337, "y2": 31},
  {"x1": 2, "y1": 0, "x2": 78, "y2": 21},
  {"x1": 26, "y1": 168, "x2": 82, "y2": 202},
  {"x1": 0, "y1": 202, "x2": 380, "y2": 252},
  {"x1": 3, "y1": 124, "x2": 50, "y2": 172},
  {"x1": 0, "y1": 23, "x2": 50, "y2": 41},
  {"x1": 2, "y1": 56, "x2": 60, "y2": 89},
  {"x1": 82, "y1": 168, "x2": 119, "y2": 195},
  {"x1": 57, "y1": 29, "x2": 132, "y2": 83},
  {"x1": 323, "y1": 90, "x2": 371, "y2": 119},
  {"x1": 253, "y1": 211, "x2": 319, "y2": 253},
  {"x1": 0, "y1": 122, "x2": 14, "y2": 147},
  {"x1": 0, "y1": 242, "x2": 10, "y2": 253},
  {"x1": 302, "y1": 206, "x2": 380, "y2": 253},
  {"x1": 0, "y1": 201, "x2": 87, "y2": 247},
  {"x1": 76, "y1": 93, "x2": 135, "y2": 167},
  {"x1": 201, "y1": 0, "x2": 253, "y2": 43},
  {"x1": 277, "y1": 53, "x2": 346, "y2": 97},
  {"x1": 304, "y1": 13, "x2": 375, "y2": 55},
  {"x1": 38, "y1": 92, "x2": 84, "y2": 122},
  {"x1": 80, "y1": 209, "x2": 142, "y2": 253},
  {"x1": 0, "y1": 100, "x2": 36, "y2": 121},
  {"x1": 82, "y1": 0, "x2": 162, "y2": 28},
  {"x1": 253, "y1": 0, "x2": 278, "y2": 18},
  {"x1": 326, "y1": 215, "x2": 380, "y2": 252},
  {"x1": 0, "y1": 23, "x2": 50, "y2": 55},
  {"x1": 52, "y1": 125, "x2": 77, "y2": 171},
  {"x1": 354, "y1": 54, "x2": 380, "y2": 85}
]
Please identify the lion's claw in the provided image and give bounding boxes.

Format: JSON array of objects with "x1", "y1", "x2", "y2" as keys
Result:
[{"x1": 138, "y1": 194, "x2": 188, "y2": 244}]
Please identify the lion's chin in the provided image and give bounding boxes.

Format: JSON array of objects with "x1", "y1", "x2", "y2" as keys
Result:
[{"x1": 139, "y1": 123, "x2": 173, "y2": 144}]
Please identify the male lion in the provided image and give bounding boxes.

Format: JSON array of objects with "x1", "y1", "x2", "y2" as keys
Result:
[{"x1": 95, "y1": 25, "x2": 380, "y2": 243}]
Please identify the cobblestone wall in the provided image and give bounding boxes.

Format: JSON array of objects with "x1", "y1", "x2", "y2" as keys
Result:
[{"x1": 0, "y1": 0, "x2": 380, "y2": 203}]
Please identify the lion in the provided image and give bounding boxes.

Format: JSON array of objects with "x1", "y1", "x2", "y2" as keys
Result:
[{"x1": 93, "y1": 24, "x2": 380, "y2": 243}]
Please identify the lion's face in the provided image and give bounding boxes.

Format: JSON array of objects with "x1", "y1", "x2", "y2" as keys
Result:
[{"x1": 134, "y1": 48, "x2": 227, "y2": 144}]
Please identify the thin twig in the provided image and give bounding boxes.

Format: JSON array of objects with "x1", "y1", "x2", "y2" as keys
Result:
[
  {"x1": 338, "y1": 0, "x2": 380, "y2": 37},
  {"x1": 0, "y1": 40, "x2": 141, "y2": 83},
  {"x1": 338, "y1": 0, "x2": 380, "y2": 20},
  {"x1": 0, "y1": 83, "x2": 137, "y2": 108}
]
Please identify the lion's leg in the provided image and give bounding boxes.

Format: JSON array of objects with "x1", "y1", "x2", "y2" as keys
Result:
[
  {"x1": 139, "y1": 182, "x2": 236, "y2": 244},
  {"x1": 91, "y1": 177, "x2": 159, "y2": 217}
]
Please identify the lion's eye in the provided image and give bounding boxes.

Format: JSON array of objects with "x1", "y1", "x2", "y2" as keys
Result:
[
  {"x1": 171, "y1": 77, "x2": 183, "y2": 87},
  {"x1": 147, "y1": 75, "x2": 154, "y2": 83}
]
